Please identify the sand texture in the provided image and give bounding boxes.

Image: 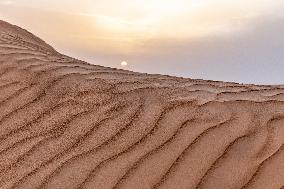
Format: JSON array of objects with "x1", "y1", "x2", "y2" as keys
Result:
[{"x1": 0, "y1": 20, "x2": 284, "y2": 189}]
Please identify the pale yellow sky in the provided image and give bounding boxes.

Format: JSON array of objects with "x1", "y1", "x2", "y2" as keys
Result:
[
  {"x1": 0, "y1": 0, "x2": 284, "y2": 84},
  {"x1": 0, "y1": 0, "x2": 282, "y2": 52}
]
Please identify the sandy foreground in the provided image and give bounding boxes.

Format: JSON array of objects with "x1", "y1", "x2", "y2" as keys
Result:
[{"x1": 0, "y1": 20, "x2": 283, "y2": 189}]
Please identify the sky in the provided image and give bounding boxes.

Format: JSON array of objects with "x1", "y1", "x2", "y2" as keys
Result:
[{"x1": 0, "y1": 0, "x2": 283, "y2": 84}]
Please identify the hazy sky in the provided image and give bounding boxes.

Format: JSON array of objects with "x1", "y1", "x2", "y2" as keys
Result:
[{"x1": 0, "y1": 0, "x2": 283, "y2": 84}]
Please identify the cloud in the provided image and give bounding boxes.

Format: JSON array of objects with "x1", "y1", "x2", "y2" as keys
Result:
[
  {"x1": 120, "y1": 15, "x2": 284, "y2": 84},
  {"x1": 0, "y1": 1, "x2": 283, "y2": 84},
  {"x1": 0, "y1": 0, "x2": 14, "y2": 4}
]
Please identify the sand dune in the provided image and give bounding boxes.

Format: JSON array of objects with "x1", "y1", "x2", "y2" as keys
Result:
[{"x1": 0, "y1": 20, "x2": 283, "y2": 189}]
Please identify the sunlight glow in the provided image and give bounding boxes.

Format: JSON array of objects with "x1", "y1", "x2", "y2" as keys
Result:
[
  {"x1": 1, "y1": 0, "x2": 282, "y2": 54},
  {"x1": 121, "y1": 61, "x2": 128, "y2": 66}
]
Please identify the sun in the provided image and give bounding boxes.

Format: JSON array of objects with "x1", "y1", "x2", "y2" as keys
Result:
[{"x1": 121, "y1": 61, "x2": 128, "y2": 67}]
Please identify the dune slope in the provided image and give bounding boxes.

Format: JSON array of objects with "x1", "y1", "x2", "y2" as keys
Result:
[{"x1": 0, "y1": 20, "x2": 283, "y2": 189}]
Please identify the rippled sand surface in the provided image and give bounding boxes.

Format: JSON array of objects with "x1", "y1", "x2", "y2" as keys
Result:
[{"x1": 0, "y1": 20, "x2": 283, "y2": 189}]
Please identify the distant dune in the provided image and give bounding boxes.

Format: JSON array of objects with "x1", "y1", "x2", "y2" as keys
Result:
[{"x1": 0, "y1": 20, "x2": 283, "y2": 189}]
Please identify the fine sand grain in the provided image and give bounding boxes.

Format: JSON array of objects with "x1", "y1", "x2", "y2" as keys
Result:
[{"x1": 0, "y1": 20, "x2": 283, "y2": 189}]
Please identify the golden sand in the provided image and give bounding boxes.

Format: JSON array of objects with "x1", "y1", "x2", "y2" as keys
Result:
[{"x1": 0, "y1": 20, "x2": 283, "y2": 189}]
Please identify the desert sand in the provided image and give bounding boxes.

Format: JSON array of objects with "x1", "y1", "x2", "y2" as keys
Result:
[{"x1": 0, "y1": 20, "x2": 283, "y2": 189}]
